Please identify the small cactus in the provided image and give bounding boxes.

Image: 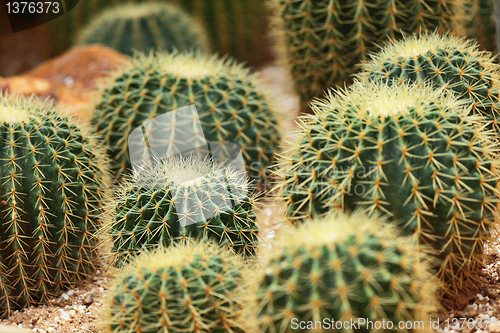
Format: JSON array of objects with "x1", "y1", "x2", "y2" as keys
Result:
[
  {"x1": 76, "y1": 3, "x2": 209, "y2": 56},
  {"x1": 251, "y1": 211, "x2": 438, "y2": 333},
  {"x1": 101, "y1": 241, "x2": 256, "y2": 333},
  {"x1": 103, "y1": 154, "x2": 259, "y2": 266},
  {"x1": 93, "y1": 51, "x2": 281, "y2": 188},
  {"x1": 360, "y1": 33, "x2": 500, "y2": 133},
  {"x1": 274, "y1": 82, "x2": 500, "y2": 302},
  {"x1": 0, "y1": 94, "x2": 110, "y2": 318},
  {"x1": 269, "y1": 0, "x2": 467, "y2": 109}
]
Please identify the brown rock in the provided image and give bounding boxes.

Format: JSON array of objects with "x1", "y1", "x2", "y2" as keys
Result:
[{"x1": 0, "y1": 44, "x2": 128, "y2": 122}]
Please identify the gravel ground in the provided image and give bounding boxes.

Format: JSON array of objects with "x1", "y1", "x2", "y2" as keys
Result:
[{"x1": 1, "y1": 64, "x2": 500, "y2": 332}]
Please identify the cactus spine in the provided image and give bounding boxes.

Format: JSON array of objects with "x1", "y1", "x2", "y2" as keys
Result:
[
  {"x1": 360, "y1": 33, "x2": 500, "y2": 133},
  {"x1": 102, "y1": 241, "x2": 256, "y2": 333},
  {"x1": 75, "y1": 3, "x2": 209, "y2": 56},
  {"x1": 252, "y1": 211, "x2": 438, "y2": 333},
  {"x1": 0, "y1": 94, "x2": 110, "y2": 317},
  {"x1": 275, "y1": 82, "x2": 499, "y2": 302},
  {"x1": 93, "y1": 52, "x2": 280, "y2": 188},
  {"x1": 269, "y1": 0, "x2": 466, "y2": 109},
  {"x1": 104, "y1": 155, "x2": 259, "y2": 265}
]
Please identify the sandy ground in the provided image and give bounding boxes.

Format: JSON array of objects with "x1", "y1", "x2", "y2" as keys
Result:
[{"x1": 1, "y1": 65, "x2": 500, "y2": 333}]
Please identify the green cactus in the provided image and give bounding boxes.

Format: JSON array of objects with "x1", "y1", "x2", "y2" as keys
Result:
[
  {"x1": 75, "y1": 3, "x2": 209, "y2": 57},
  {"x1": 275, "y1": 82, "x2": 499, "y2": 302},
  {"x1": 360, "y1": 33, "x2": 500, "y2": 133},
  {"x1": 269, "y1": 0, "x2": 467, "y2": 109},
  {"x1": 101, "y1": 241, "x2": 256, "y2": 333},
  {"x1": 103, "y1": 155, "x2": 259, "y2": 265},
  {"x1": 93, "y1": 51, "x2": 281, "y2": 189},
  {"x1": 47, "y1": 0, "x2": 268, "y2": 66},
  {"x1": 252, "y1": 211, "x2": 438, "y2": 333},
  {"x1": 0, "y1": 94, "x2": 110, "y2": 318},
  {"x1": 465, "y1": 0, "x2": 497, "y2": 53}
]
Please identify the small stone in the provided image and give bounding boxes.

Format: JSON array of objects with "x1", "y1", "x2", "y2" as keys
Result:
[
  {"x1": 67, "y1": 290, "x2": 75, "y2": 296},
  {"x1": 69, "y1": 310, "x2": 76, "y2": 317},
  {"x1": 99, "y1": 287, "x2": 104, "y2": 292},
  {"x1": 62, "y1": 293, "x2": 69, "y2": 300},
  {"x1": 47, "y1": 327, "x2": 55, "y2": 333},
  {"x1": 83, "y1": 292, "x2": 94, "y2": 305}
]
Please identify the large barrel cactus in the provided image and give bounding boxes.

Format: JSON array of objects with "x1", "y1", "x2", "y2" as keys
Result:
[
  {"x1": 274, "y1": 82, "x2": 499, "y2": 302},
  {"x1": 252, "y1": 211, "x2": 438, "y2": 332},
  {"x1": 93, "y1": 52, "x2": 280, "y2": 189},
  {"x1": 101, "y1": 241, "x2": 256, "y2": 333},
  {"x1": 360, "y1": 33, "x2": 500, "y2": 133},
  {"x1": 269, "y1": 0, "x2": 467, "y2": 108},
  {"x1": 75, "y1": 2, "x2": 209, "y2": 56},
  {"x1": 0, "y1": 94, "x2": 110, "y2": 317},
  {"x1": 104, "y1": 155, "x2": 259, "y2": 265}
]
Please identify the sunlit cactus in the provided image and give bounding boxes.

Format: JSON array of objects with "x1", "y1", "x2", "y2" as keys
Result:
[
  {"x1": 360, "y1": 33, "x2": 500, "y2": 133},
  {"x1": 251, "y1": 211, "x2": 438, "y2": 332},
  {"x1": 274, "y1": 81, "x2": 500, "y2": 304},
  {"x1": 101, "y1": 241, "x2": 257, "y2": 333},
  {"x1": 103, "y1": 154, "x2": 259, "y2": 266},
  {"x1": 0, "y1": 94, "x2": 110, "y2": 318},
  {"x1": 93, "y1": 51, "x2": 281, "y2": 188}
]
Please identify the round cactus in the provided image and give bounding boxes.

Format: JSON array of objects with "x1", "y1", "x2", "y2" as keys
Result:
[
  {"x1": 269, "y1": 0, "x2": 467, "y2": 108},
  {"x1": 93, "y1": 52, "x2": 281, "y2": 188},
  {"x1": 104, "y1": 154, "x2": 259, "y2": 265},
  {"x1": 360, "y1": 33, "x2": 500, "y2": 133},
  {"x1": 252, "y1": 211, "x2": 438, "y2": 333},
  {"x1": 75, "y1": 3, "x2": 209, "y2": 56},
  {"x1": 275, "y1": 82, "x2": 499, "y2": 300},
  {"x1": 0, "y1": 94, "x2": 110, "y2": 318},
  {"x1": 101, "y1": 241, "x2": 255, "y2": 333}
]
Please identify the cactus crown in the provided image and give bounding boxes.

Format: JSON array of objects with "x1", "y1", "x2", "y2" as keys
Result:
[
  {"x1": 252, "y1": 211, "x2": 439, "y2": 332},
  {"x1": 102, "y1": 154, "x2": 259, "y2": 264},
  {"x1": 102, "y1": 241, "x2": 256, "y2": 333},
  {"x1": 317, "y1": 80, "x2": 468, "y2": 119}
]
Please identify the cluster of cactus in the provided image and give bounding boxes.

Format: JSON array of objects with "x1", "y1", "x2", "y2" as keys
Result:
[
  {"x1": 104, "y1": 154, "x2": 259, "y2": 266},
  {"x1": 252, "y1": 211, "x2": 438, "y2": 332},
  {"x1": 48, "y1": 0, "x2": 269, "y2": 66},
  {"x1": 465, "y1": 0, "x2": 497, "y2": 53},
  {"x1": 93, "y1": 51, "x2": 281, "y2": 189},
  {"x1": 275, "y1": 81, "x2": 499, "y2": 301},
  {"x1": 75, "y1": 2, "x2": 209, "y2": 56},
  {"x1": 360, "y1": 33, "x2": 500, "y2": 133},
  {"x1": 269, "y1": 0, "x2": 467, "y2": 108},
  {"x1": 0, "y1": 94, "x2": 110, "y2": 317},
  {"x1": 101, "y1": 241, "x2": 255, "y2": 333}
]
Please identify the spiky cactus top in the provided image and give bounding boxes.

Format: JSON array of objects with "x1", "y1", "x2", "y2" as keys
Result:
[
  {"x1": 275, "y1": 82, "x2": 499, "y2": 299},
  {"x1": 0, "y1": 94, "x2": 110, "y2": 318},
  {"x1": 269, "y1": 0, "x2": 466, "y2": 108},
  {"x1": 104, "y1": 154, "x2": 259, "y2": 265},
  {"x1": 360, "y1": 33, "x2": 500, "y2": 132},
  {"x1": 75, "y1": 3, "x2": 209, "y2": 56},
  {"x1": 252, "y1": 211, "x2": 438, "y2": 333},
  {"x1": 102, "y1": 241, "x2": 256, "y2": 333},
  {"x1": 93, "y1": 52, "x2": 280, "y2": 188}
]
